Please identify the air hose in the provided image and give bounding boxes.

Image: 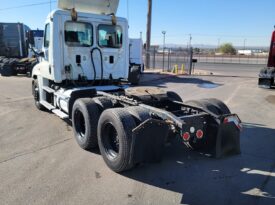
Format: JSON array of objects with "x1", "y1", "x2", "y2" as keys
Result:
[{"x1": 91, "y1": 47, "x2": 103, "y2": 84}]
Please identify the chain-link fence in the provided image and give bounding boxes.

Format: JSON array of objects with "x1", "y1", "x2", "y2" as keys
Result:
[{"x1": 144, "y1": 48, "x2": 269, "y2": 72}]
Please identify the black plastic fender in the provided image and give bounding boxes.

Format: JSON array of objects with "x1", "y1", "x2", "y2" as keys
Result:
[{"x1": 130, "y1": 119, "x2": 169, "y2": 164}]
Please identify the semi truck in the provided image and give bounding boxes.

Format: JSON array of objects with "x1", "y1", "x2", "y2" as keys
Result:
[
  {"x1": 32, "y1": 0, "x2": 242, "y2": 172},
  {"x1": 0, "y1": 23, "x2": 43, "y2": 77},
  {"x1": 258, "y1": 28, "x2": 275, "y2": 88},
  {"x1": 130, "y1": 38, "x2": 144, "y2": 71},
  {"x1": 128, "y1": 38, "x2": 144, "y2": 85}
]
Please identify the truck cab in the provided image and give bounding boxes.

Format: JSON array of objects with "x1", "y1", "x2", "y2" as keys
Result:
[{"x1": 33, "y1": 6, "x2": 129, "y2": 84}]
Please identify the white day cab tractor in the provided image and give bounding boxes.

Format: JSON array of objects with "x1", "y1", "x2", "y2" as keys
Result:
[
  {"x1": 258, "y1": 27, "x2": 275, "y2": 88},
  {"x1": 0, "y1": 23, "x2": 43, "y2": 77},
  {"x1": 32, "y1": 0, "x2": 242, "y2": 172}
]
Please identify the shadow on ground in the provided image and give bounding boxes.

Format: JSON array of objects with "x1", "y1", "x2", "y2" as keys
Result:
[
  {"x1": 140, "y1": 74, "x2": 223, "y2": 89},
  {"x1": 122, "y1": 123, "x2": 275, "y2": 205}
]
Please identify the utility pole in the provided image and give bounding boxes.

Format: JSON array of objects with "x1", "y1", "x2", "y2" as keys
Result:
[
  {"x1": 162, "y1": 31, "x2": 166, "y2": 71},
  {"x1": 189, "y1": 34, "x2": 192, "y2": 48},
  {"x1": 189, "y1": 34, "x2": 193, "y2": 75},
  {"x1": 145, "y1": 0, "x2": 152, "y2": 69}
]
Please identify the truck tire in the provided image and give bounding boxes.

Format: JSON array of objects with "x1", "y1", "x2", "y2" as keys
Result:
[
  {"x1": 128, "y1": 66, "x2": 141, "y2": 85},
  {"x1": 125, "y1": 106, "x2": 151, "y2": 124},
  {"x1": 185, "y1": 99, "x2": 231, "y2": 150},
  {"x1": 185, "y1": 98, "x2": 231, "y2": 116},
  {"x1": 167, "y1": 91, "x2": 183, "y2": 102},
  {"x1": 98, "y1": 108, "x2": 137, "y2": 172},
  {"x1": 72, "y1": 98, "x2": 101, "y2": 150},
  {"x1": 32, "y1": 79, "x2": 45, "y2": 110},
  {"x1": 2, "y1": 58, "x2": 9, "y2": 64},
  {"x1": 0, "y1": 56, "x2": 5, "y2": 63},
  {"x1": 205, "y1": 98, "x2": 231, "y2": 115},
  {"x1": 1, "y1": 60, "x2": 17, "y2": 76},
  {"x1": 92, "y1": 97, "x2": 113, "y2": 111},
  {"x1": 166, "y1": 91, "x2": 183, "y2": 111}
]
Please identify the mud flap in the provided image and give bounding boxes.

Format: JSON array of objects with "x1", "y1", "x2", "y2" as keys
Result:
[
  {"x1": 258, "y1": 78, "x2": 272, "y2": 88},
  {"x1": 214, "y1": 121, "x2": 241, "y2": 158},
  {"x1": 130, "y1": 119, "x2": 169, "y2": 164}
]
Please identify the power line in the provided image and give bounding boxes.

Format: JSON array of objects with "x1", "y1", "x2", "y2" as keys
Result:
[{"x1": 0, "y1": 1, "x2": 57, "y2": 12}]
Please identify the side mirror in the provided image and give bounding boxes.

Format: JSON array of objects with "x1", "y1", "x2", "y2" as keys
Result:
[{"x1": 38, "y1": 51, "x2": 44, "y2": 57}]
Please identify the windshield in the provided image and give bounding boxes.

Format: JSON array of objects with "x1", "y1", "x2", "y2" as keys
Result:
[
  {"x1": 98, "y1": 24, "x2": 123, "y2": 48},
  {"x1": 65, "y1": 22, "x2": 93, "y2": 47}
]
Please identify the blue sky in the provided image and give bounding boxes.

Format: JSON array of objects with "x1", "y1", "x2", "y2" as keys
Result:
[{"x1": 0, "y1": 0, "x2": 274, "y2": 47}]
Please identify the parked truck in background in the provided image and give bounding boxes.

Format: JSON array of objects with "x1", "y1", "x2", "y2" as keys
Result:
[
  {"x1": 258, "y1": 28, "x2": 275, "y2": 88},
  {"x1": 128, "y1": 38, "x2": 144, "y2": 85},
  {"x1": 0, "y1": 22, "x2": 43, "y2": 77},
  {"x1": 32, "y1": 0, "x2": 241, "y2": 173},
  {"x1": 130, "y1": 38, "x2": 144, "y2": 71}
]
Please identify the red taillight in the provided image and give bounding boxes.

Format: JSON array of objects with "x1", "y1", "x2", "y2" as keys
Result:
[
  {"x1": 182, "y1": 132, "x2": 190, "y2": 141},
  {"x1": 196, "y1": 129, "x2": 204, "y2": 139},
  {"x1": 223, "y1": 118, "x2": 229, "y2": 123}
]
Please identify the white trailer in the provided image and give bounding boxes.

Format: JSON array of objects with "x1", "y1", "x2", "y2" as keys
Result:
[
  {"x1": 32, "y1": 0, "x2": 242, "y2": 173},
  {"x1": 130, "y1": 38, "x2": 144, "y2": 71}
]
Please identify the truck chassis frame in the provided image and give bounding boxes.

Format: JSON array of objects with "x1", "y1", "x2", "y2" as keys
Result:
[{"x1": 32, "y1": 81, "x2": 241, "y2": 172}]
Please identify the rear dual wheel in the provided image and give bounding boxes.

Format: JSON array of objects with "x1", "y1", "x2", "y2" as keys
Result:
[
  {"x1": 72, "y1": 98, "x2": 152, "y2": 172},
  {"x1": 97, "y1": 108, "x2": 137, "y2": 172},
  {"x1": 97, "y1": 107, "x2": 150, "y2": 172},
  {"x1": 72, "y1": 97, "x2": 113, "y2": 150}
]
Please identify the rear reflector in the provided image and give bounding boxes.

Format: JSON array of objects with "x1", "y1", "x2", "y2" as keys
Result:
[
  {"x1": 196, "y1": 129, "x2": 204, "y2": 139},
  {"x1": 182, "y1": 132, "x2": 190, "y2": 141}
]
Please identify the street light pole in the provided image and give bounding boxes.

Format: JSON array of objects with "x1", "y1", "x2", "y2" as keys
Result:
[
  {"x1": 162, "y1": 31, "x2": 166, "y2": 72},
  {"x1": 145, "y1": 0, "x2": 152, "y2": 69},
  {"x1": 243, "y1": 39, "x2": 247, "y2": 50},
  {"x1": 188, "y1": 34, "x2": 193, "y2": 75},
  {"x1": 189, "y1": 34, "x2": 192, "y2": 48}
]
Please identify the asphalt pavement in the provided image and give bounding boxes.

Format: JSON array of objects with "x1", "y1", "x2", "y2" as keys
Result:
[
  {"x1": 195, "y1": 63, "x2": 263, "y2": 77},
  {"x1": 0, "y1": 72, "x2": 275, "y2": 205}
]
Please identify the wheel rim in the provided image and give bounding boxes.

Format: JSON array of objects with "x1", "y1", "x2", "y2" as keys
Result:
[
  {"x1": 33, "y1": 82, "x2": 40, "y2": 105},
  {"x1": 74, "y1": 109, "x2": 86, "y2": 141},
  {"x1": 102, "y1": 122, "x2": 119, "y2": 159}
]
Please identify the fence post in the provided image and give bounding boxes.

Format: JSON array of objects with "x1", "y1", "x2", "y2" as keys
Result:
[
  {"x1": 189, "y1": 47, "x2": 193, "y2": 75},
  {"x1": 181, "y1": 64, "x2": 185, "y2": 74},
  {"x1": 167, "y1": 48, "x2": 171, "y2": 72},
  {"x1": 153, "y1": 47, "x2": 156, "y2": 69}
]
